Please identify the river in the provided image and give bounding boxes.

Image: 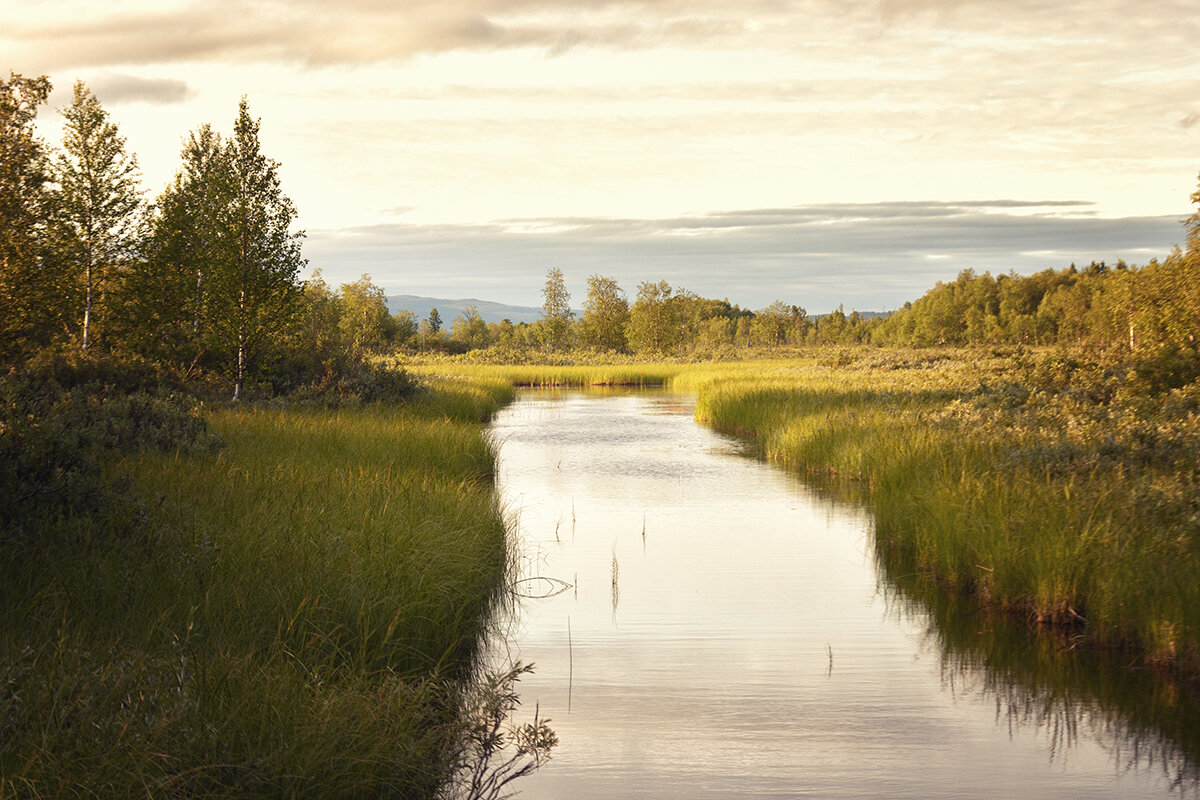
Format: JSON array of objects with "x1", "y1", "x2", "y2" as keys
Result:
[{"x1": 486, "y1": 388, "x2": 1199, "y2": 799}]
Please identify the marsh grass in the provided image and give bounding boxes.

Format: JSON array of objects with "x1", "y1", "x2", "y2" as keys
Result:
[
  {"x1": 0, "y1": 381, "x2": 524, "y2": 798},
  {"x1": 402, "y1": 360, "x2": 693, "y2": 388},
  {"x1": 680, "y1": 350, "x2": 1200, "y2": 674}
]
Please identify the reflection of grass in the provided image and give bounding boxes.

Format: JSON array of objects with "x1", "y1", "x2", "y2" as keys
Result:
[
  {"x1": 883, "y1": 556, "x2": 1200, "y2": 786},
  {"x1": 0, "y1": 382, "x2": 519, "y2": 797},
  {"x1": 611, "y1": 546, "x2": 620, "y2": 611}
]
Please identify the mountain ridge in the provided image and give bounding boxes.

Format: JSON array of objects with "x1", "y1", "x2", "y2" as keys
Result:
[{"x1": 386, "y1": 294, "x2": 545, "y2": 325}]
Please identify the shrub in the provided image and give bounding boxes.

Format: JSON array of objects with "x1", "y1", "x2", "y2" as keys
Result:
[{"x1": 0, "y1": 353, "x2": 220, "y2": 538}]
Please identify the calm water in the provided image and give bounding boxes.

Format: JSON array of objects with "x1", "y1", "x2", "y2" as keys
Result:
[{"x1": 487, "y1": 389, "x2": 1199, "y2": 799}]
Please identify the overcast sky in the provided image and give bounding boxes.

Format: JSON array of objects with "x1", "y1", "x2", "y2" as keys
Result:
[{"x1": 6, "y1": 0, "x2": 1199, "y2": 311}]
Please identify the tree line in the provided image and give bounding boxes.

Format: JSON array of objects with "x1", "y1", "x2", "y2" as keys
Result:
[
  {"x1": 870, "y1": 251, "x2": 1200, "y2": 354},
  {"x1": 1, "y1": 73, "x2": 406, "y2": 400},
  {"x1": 418, "y1": 269, "x2": 842, "y2": 357},
  {"x1": 424, "y1": 192, "x2": 1200, "y2": 361},
  {"x1": 7, "y1": 70, "x2": 1199, "y2": 378}
]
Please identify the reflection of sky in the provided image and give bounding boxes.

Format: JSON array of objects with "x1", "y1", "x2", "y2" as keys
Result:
[{"x1": 488, "y1": 389, "x2": 1176, "y2": 799}]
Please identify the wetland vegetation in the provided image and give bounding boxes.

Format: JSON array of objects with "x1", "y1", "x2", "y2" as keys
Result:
[
  {"x1": 2, "y1": 76, "x2": 548, "y2": 798},
  {"x1": 0, "y1": 360, "x2": 550, "y2": 797}
]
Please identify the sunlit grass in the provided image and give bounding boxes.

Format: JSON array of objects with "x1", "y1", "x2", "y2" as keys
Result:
[
  {"x1": 0, "y1": 382, "x2": 518, "y2": 798},
  {"x1": 677, "y1": 349, "x2": 1200, "y2": 673},
  {"x1": 405, "y1": 360, "x2": 688, "y2": 387}
]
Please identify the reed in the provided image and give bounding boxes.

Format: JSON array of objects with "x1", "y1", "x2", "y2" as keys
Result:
[
  {"x1": 404, "y1": 360, "x2": 692, "y2": 388},
  {"x1": 680, "y1": 350, "x2": 1200, "y2": 674},
  {"x1": 0, "y1": 380, "x2": 520, "y2": 797}
]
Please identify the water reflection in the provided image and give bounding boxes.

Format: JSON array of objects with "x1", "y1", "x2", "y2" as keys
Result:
[
  {"x1": 879, "y1": 558, "x2": 1200, "y2": 794},
  {"x1": 489, "y1": 389, "x2": 1199, "y2": 799}
]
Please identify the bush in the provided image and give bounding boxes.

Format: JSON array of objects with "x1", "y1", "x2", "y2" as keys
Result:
[
  {"x1": 0, "y1": 353, "x2": 221, "y2": 538},
  {"x1": 1132, "y1": 345, "x2": 1200, "y2": 395},
  {"x1": 281, "y1": 359, "x2": 419, "y2": 406}
]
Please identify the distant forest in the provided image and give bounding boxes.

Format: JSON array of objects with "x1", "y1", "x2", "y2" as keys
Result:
[
  {"x1": 425, "y1": 253, "x2": 1200, "y2": 361},
  {"x1": 4, "y1": 72, "x2": 1200, "y2": 391}
]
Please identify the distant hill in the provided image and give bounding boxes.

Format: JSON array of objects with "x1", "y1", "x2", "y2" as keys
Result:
[
  {"x1": 811, "y1": 309, "x2": 892, "y2": 321},
  {"x1": 386, "y1": 295, "x2": 544, "y2": 325},
  {"x1": 387, "y1": 294, "x2": 891, "y2": 326}
]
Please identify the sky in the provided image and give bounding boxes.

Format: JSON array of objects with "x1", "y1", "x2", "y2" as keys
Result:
[{"x1": 5, "y1": 0, "x2": 1200, "y2": 313}]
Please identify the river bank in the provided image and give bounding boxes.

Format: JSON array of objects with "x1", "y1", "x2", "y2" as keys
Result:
[{"x1": 0, "y1": 376, "x2": 521, "y2": 798}]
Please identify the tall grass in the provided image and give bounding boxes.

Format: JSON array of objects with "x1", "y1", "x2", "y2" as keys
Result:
[
  {"x1": 0, "y1": 382, "x2": 520, "y2": 798},
  {"x1": 406, "y1": 361, "x2": 689, "y2": 388},
  {"x1": 681, "y1": 350, "x2": 1200, "y2": 673}
]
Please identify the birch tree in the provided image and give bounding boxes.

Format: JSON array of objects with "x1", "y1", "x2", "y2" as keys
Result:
[
  {"x1": 338, "y1": 274, "x2": 389, "y2": 356},
  {"x1": 581, "y1": 274, "x2": 628, "y2": 351},
  {"x1": 55, "y1": 81, "x2": 141, "y2": 351},
  {"x1": 127, "y1": 126, "x2": 231, "y2": 365},
  {"x1": 626, "y1": 280, "x2": 677, "y2": 355},
  {"x1": 210, "y1": 98, "x2": 305, "y2": 400},
  {"x1": 539, "y1": 267, "x2": 572, "y2": 351}
]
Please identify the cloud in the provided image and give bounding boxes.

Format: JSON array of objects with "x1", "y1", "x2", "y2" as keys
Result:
[
  {"x1": 6, "y1": 2, "x2": 698, "y2": 71},
  {"x1": 303, "y1": 201, "x2": 1185, "y2": 312},
  {"x1": 7, "y1": 0, "x2": 1196, "y2": 71},
  {"x1": 84, "y1": 72, "x2": 194, "y2": 105}
]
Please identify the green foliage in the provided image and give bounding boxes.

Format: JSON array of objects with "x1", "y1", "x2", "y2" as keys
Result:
[
  {"x1": 390, "y1": 308, "x2": 419, "y2": 347},
  {"x1": 580, "y1": 273, "x2": 629, "y2": 352},
  {"x1": 287, "y1": 270, "x2": 421, "y2": 389},
  {"x1": 55, "y1": 81, "x2": 142, "y2": 352},
  {"x1": 279, "y1": 358, "x2": 419, "y2": 406},
  {"x1": 626, "y1": 279, "x2": 679, "y2": 354},
  {"x1": 538, "y1": 267, "x2": 572, "y2": 351},
  {"x1": 0, "y1": 82, "x2": 554, "y2": 798},
  {"x1": 0, "y1": 350, "x2": 219, "y2": 538},
  {"x1": 0, "y1": 73, "x2": 69, "y2": 363},
  {"x1": 0, "y1": 377, "x2": 523, "y2": 797},
  {"x1": 337, "y1": 273, "x2": 390, "y2": 355},
  {"x1": 450, "y1": 304, "x2": 490, "y2": 350},
  {"x1": 751, "y1": 300, "x2": 794, "y2": 347},
  {"x1": 873, "y1": 250, "x2": 1200, "y2": 357},
  {"x1": 122, "y1": 124, "x2": 227, "y2": 369},
  {"x1": 214, "y1": 99, "x2": 306, "y2": 400}
]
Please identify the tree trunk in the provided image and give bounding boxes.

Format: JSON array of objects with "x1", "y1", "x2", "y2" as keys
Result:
[
  {"x1": 234, "y1": 285, "x2": 247, "y2": 402},
  {"x1": 234, "y1": 330, "x2": 245, "y2": 401},
  {"x1": 83, "y1": 260, "x2": 92, "y2": 351},
  {"x1": 194, "y1": 268, "x2": 203, "y2": 335}
]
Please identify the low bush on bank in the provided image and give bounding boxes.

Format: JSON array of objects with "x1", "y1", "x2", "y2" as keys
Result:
[{"x1": 1, "y1": 351, "x2": 221, "y2": 540}]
